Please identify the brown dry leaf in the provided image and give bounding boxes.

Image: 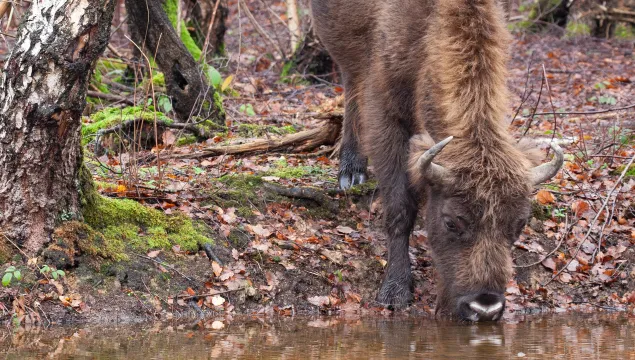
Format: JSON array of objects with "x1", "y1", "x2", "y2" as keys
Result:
[
  {"x1": 247, "y1": 224, "x2": 273, "y2": 238},
  {"x1": 147, "y1": 250, "x2": 161, "y2": 258},
  {"x1": 186, "y1": 287, "x2": 196, "y2": 296},
  {"x1": 307, "y1": 295, "x2": 331, "y2": 307},
  {"x1": 536, "y1": 190, "x2": 555, "y2": 205},
  {"x1": 320, "y1": 249, "x2": 343, "y2": 265},
  {"x1": 212, "y1": 261, "x2": 223, "y2": 277},
  {"x1": 571, "y1": 200, "x2": 590, "y2": 218},
  {"x1": 542, "y1": 257, "x2": 557, "y2": 271},
  {"x1": 559, "y1": 273, "x2": 572, "y2": 283},
  {"x1": 336, "y1": 225, "x2": 356, "y2": 234},
  {"x1": 162, "y1": 130, "x2": 176, "y2": 146}
]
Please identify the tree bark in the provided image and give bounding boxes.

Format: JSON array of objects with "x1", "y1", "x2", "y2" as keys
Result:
[
  {"x1": 125, "y1": 0, "x2": 224, "y2": 125},
  {"x1": 0, "y1": 0, "x2": 115, "y2": 253}
]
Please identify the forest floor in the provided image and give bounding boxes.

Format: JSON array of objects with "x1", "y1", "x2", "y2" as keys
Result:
[{"x1": 1, "y1": 2, "x2": 635, "y2": 326}]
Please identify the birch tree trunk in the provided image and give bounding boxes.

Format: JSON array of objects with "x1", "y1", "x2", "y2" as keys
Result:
[{"x1": 0, "y1": 0, "x2": 115, "y2": 254}]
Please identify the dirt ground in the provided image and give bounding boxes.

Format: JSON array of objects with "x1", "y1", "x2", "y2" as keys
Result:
[{"x1": 1, "y1": 1, "x2": 635, "y2": 326}]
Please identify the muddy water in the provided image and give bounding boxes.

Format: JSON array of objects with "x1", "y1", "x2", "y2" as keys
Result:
[{"x1": 1, "y1": 314, "x2": 634, "y2": 359}]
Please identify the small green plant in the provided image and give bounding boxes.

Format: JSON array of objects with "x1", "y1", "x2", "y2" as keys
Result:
[
  {"x1": 239, "y1": 104, "x2": 256, "y2": 116},
  {"x1": 2, "y1": 266, "x2": 22, "y2": 287},
  {"x1": 40, "y1": 265, "x2": 66, "y2": 280},
  {"x1": 552, "y1": 208, "x2": 566, "y2": 219},
  {"x1": 157, "y1": 95, "x2": 173, "y2": 113},
  {"x1": 599, "y1": 95, "x2": 617, "y2": 105}
]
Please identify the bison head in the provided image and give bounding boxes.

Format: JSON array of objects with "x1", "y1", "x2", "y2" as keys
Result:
[{"x1": 410, "y1": 134, "x2": 563, "y2": 321}]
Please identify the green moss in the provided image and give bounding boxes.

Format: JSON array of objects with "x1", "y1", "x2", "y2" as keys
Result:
[
  {"x1": 531, "y1": 201, "x2": 550, "y2": 221},
  {"x1": 612, "y1": 165, "x2": 635, "y2": 178},
  {"x1": 176, "y1": 135, "x2": 198, "y2": 146},
  {"x1": 237, "y1": 124, "x2": 298, "y2": 137},
  {"x1": 615, "y1": 24, "x2": 635, "y2": 39},
  {"x1": 77, "y1": 165, "x2": 212, "y2": 258},
  {"x1": 91, "y1": 67, "x2": 110, "y2": 94},
  {"x1": 565, "y1": 22, "x2": 591, "y2": 37},
  {"x1": 82, "y1": 105, "x2": 172, "y2": 145},
  {"x1": 180, "y1": 26, "x2": 202, "y2": 60},
  {"x1": 212, "y1": 174, "x2": 265, "y2": 217},
  {"x1": 83, "y1": 195, "x2": 211, "y2": 252},
  {"x1": 344, "y1": 180, "x2": 377, "y2": 196},
  {"x1": 264, "y1": 157, "x2": 327, "y2": 180},
  {"x1": 152, "y1": 73, "x2": 166, "y2": 87},
  {"x1": 163, "y1": 0, "x2": 203, "y2": 60},
  {"x1": 213, "y1": 92, "x2": 225, "y2": 119}
]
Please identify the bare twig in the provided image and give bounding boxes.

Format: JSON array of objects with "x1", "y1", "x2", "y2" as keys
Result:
[
  {"x1": 521, "y1": 66, "x2": 545, "y2": 137},
  {"x1": 514, "y1": 213, "x2": 571, "y2": 268},
  {"x1": 238, "y1": 0, "x2": 285, "y2": 58},
  {"x1": 542, "y1": 64, "x2": 559, "y2": 154},
  {"x1": 86, "y1": 90, "x2": 134, "y2": 105},
  {"x1": 175, "y1": 287, "x2": 245, "y2": 300},
  {"x1": 528, "y1": 103, "x2": 635, "y2": 118}
]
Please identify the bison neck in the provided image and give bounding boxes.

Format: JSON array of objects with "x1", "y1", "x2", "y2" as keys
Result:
[{"x1": 419, "y1": 0, "x2": 511, "y2": 145}]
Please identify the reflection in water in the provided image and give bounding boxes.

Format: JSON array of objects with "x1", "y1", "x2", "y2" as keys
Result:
[{"x1": 1, "y1": 313, "x2": 635, "y2": 359}]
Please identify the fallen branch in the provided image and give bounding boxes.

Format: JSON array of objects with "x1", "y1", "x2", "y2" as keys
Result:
[
  {"x1": 86, "y1": 90, "x2": 134, "y2": 105},
  {"x1": 166, "y1": 115, "x2": 342, "y2": 160},
  {"x1": 528, "y1": 102, "x2": 635, "y2": 118},
  {"x1": 263, "y1": 182, "x2": 338, "y2": 212}
]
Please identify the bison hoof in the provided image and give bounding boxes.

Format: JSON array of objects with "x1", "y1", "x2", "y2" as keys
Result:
[
  {"x1": 376, "y1": 280, "x2": 413, "y2": 309},
  {"x1": 339, "y1": 171, "x2": 366, "y2": 190}
]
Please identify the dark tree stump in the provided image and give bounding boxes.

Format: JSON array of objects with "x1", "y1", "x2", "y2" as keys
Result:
[
  {"x1": 125, "y1": 0, "x2": 224, "y2": 125},
  {"x1": 187, "y1": 0, "x2": 228, "y2": 56}
]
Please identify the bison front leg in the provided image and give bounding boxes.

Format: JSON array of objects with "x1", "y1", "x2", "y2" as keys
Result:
[
  {"x1": 338, "y1": 74, "x2": 368, "y2": 189},
  {"x1": 369, "y1": 122, "x2": 419, "y2": 308}
]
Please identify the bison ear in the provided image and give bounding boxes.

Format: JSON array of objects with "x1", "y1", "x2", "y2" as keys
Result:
[
  {"x1": 408, "y1": 133, "x2": 437, "y2": 187},
  {"x1": 515, "y1": 138, "x2": 544, "y2": 167},
  {"x1": 516, "y1": 139, "x2": 565, "y2": 185}
]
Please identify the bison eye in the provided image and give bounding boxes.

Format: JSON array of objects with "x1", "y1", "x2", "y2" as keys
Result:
[{"x1": 444, "y1": 218, "x2": 458, "y2": 232}]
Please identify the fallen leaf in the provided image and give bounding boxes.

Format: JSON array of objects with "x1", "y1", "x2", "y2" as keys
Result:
[
  {"x1": 247, "y1": 224, "x2": 273, "y2": 238},
  {"x1": 212, "y1": 261, "x2": 223, "y2": 277},
  {"x1": 536, "y1": 190, "x2": 555, "y2": 205},
  {"x1": 571, "y1": 200, "x2": 590, "y2": 218},
  {"x1": 559, "y1": 273, "x2": 572, "y2": 283},
  {"x1": 542, "y1": 257, "x2": 557, "y2": 271},
  {"x1": 147, "y1": 250, "x2": 161, "y2": 258},
  {"x1": 211, "y1": 295, "x2": 226, "y2": 306},
  {"x1": 308, "y1": 295, "x2": 330, "y2": 307},
  {"x1": 336, "y1": 225, "x2": 356, "y2": 234},
  {"x1": 162, "y1": 130, "x2": 176, "y2": 146}
]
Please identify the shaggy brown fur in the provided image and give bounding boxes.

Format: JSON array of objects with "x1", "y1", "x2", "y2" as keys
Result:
[{"x1": 312, "y1": 0, "x2": 550, "y2": 320}]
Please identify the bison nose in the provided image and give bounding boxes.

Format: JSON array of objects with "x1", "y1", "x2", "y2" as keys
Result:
[{"x1": 459, "y1": 292, "x2": 505, "y2": 322}]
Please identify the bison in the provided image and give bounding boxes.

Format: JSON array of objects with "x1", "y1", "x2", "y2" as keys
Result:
[{"x1": 311, "y1": 0, "x2": 564, "y2": 321}]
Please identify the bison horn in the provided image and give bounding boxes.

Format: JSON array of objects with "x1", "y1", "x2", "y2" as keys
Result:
[
  {"x1": 530, "y1": 142, "x2": 564, "y2": 185},
  {"x1": 418, "y1": 136, "x2": 453, "y2": 182}
]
